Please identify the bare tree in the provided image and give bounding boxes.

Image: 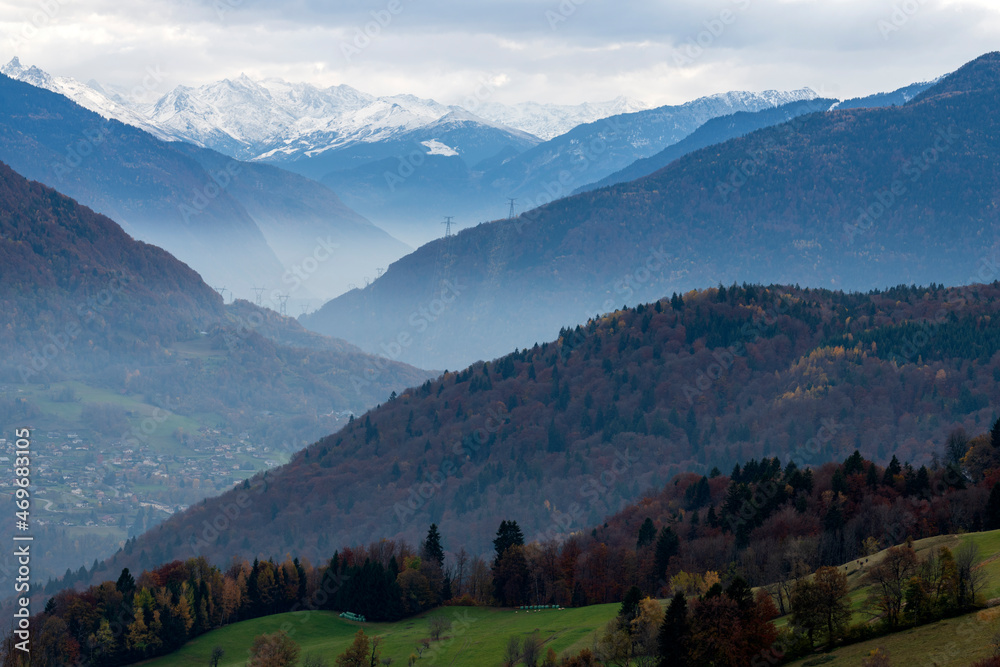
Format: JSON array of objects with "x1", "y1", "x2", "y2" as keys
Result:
[
  {"x1": 503, "y1": 635, "x2": 522, "y2": 667},
  {"x1": 863, "y1": 544, "x2": 918, "y2": 628},
  {"x1": 453, "y1": 547, "x2": 470, "y2": 597},
  {"x1": 429, "y1": 616, "x2": 451, "y2": 641},
  {"x1": 956, "y1": 540, "x2": 987, "y2": 608},
  {"x1": 302, "y1": 654, "x2": 329, "y2": 667},
  {"x1": 210, "y1": 646, "x2": 225, "y2": 667},
  {"x1": 522, "y1": 631, "x2": 542, "y2": 667}
]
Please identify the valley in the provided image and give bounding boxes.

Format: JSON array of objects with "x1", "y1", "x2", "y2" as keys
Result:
[{"x1": 0, "y1": 16, "x2": 998, "y2": 665}]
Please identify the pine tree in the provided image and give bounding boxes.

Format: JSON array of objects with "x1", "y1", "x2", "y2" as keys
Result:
[
  {"x1": 987, "y1": 482, "x2": 1000, "y2": 530},
  {"x1": 636, "y1": 518, "x2": 657, "y2": 549},
  {"x1": 657, "y1": 591, "x2": 690, "y2": 667},
  {"x1": 619, "y1": 586, "x2": 643, "y2": 627},
  {"x1": 422, "y1": 524, "x2": 445, "y2": 567},
  {"x1": 654, "y1": 527, "x2": 680, "y2": 579},
  {"x1": 992, "y1": 418, "x2": 1000, "y2": 449},
  {"x1": 116, "y1": 568, "x2": 136, "y2": 597},
  {"x1": 882, "y1": 455, "x2": 902, "y2": 486}
]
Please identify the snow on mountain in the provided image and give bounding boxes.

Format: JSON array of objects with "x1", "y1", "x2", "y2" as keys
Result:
[
  {"x1": 421, "y1": 139, "x2": 459, "y2": 156},
  {"x1": 476, "y1": 96, "x2": 651, "y2": 140},
  {"x1": 0, "y1": 57, "x2": 174, "y2": 141}
]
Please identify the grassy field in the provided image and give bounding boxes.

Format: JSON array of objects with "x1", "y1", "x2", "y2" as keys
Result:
[
  {"x1": 141, "y1": 604, "x2": 620, "y2": 666},
  {"x1": 143, "y1": 530, "x2": 1000, "y2": 666},
  {"x1": 785, "y1": 609, "x2": 996, "y2": 667}
]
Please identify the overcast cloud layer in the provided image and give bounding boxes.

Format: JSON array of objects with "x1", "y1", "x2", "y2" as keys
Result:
[{"x1": 2, "y1": 0, "x2": 999, "y2": 106}]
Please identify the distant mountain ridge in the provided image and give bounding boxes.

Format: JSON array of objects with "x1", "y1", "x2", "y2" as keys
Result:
[
  {"x1": 575, "y1": 78, "x2": 938, "y2": 193},
  {"x1": 303, "y1": 52, "x2": 1000, "y2": 370},
  {"x1": 0, "y1": 69, "x2": 409, "y2": 305},
  {"x1": 319, "y1": 87, "x2": 822, "y2": 242},
  {"x1": 2, "y1": 59, "x2": 824, "y2": 245}
]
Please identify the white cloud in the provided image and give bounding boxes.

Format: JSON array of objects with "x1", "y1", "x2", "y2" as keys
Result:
[{"x1": 1, "y1": 0, "x2": 997, "y2": 106}]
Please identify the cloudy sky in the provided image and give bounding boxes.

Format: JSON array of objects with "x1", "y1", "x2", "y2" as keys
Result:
[{"x1": 2, "y1": 0, "x2": 999, "y2": 107}]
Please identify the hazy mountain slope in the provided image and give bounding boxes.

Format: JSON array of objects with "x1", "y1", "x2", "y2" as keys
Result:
[
  {"x1": 0, "y1": 161, "x2": 433, "y2": 581},
  {"x1": 577, "y1": 97, "x2": 837, "y2": 193},
  {"x1": 318, "y1": 88, "x2": 819, "y2": 244},
  {"x1": 303, "y1": 52, "x2": 1000, "y2": 370},
  {"x1": 0, "y1": 72, "x2": 410, "y2": 304},
  {"x1": 485, "y1": 88, "x2": 819, "y2": 205},
  {"x1": 115, "y1": 283, "x2": 1000, "y2": 570},
  {"x1": 581, "y1": 80, "x2": 937, "y2": 194}
]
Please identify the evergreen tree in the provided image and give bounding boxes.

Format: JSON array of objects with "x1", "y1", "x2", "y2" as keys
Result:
[
  {"x1": 987, "y1": 482, "x2": 1000, "y2": 531},
  {"x1": 992, "y1": 418, "x2": 1000, "y2": 449},
  {"x1": 422, "y1": 524, "x2": 445, "y2": 567},
  {"x1": 619, "y1": 586, "x2": 643, "y2": 628},
  {"x1": 636, "y1": 518, "x2": 657, "y2": 549},
  {"x1": 654, "y1": 527, "x2": 680, "y2": 579},
  {"x1": 493, "y1": 520, "x2": 525, "y2": 565},
  {"x1": 882, "y1": 455, "x2": 902, "y2": 486},
  {"x1": 725, "y1": 576, "x2": 753, "y2": 613},
  {"x1": 657, "y1": 591, "x2": 690, "y2": 667},
  {"x1": 116, "y1": 568, "x2": 136, "y2": 597}
]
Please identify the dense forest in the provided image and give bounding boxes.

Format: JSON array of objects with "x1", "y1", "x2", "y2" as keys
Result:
[
  {"x1": 10, "y1": 430, "x2": 998, "y2": 665},
  {"x1": 105, "y1": 281, "x2": 1000, "y2": 574}
]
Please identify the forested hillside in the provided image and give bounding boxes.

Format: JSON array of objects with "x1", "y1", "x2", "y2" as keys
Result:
[
  {"x1": 110, "y1": 282, "x2": 1000, "y2": 578},
  {"x1": 0, "y1": 161, "x2": 432, "y2": 582}
]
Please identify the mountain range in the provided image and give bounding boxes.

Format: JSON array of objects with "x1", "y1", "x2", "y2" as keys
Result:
[
  {"x1": 0, "y1": 68, "x2": 410, "y2": 307},
  {"x1": 573, "y1": 78, "x2": 938, "y2": 194},
  {"x1": 303, "y1": 52, "x2": 1000, "y2": 371},
  {"x1": 2, "y1": 59, "x2": 821, "y2": 245}
]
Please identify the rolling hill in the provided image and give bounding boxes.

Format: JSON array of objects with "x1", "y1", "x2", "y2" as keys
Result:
[{"x1": 108, "y1": 282, "x2": 1000, "y2": 579}]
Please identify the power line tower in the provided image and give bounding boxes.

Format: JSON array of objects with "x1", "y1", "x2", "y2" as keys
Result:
[
  {"x1": 507, "y1": 198, "x2": 517, "y2": 219},
  {"x1": 376, "y1": 267, "x2": 384, "y2": 279},
  {"x1": 251, "y1": 286, "x2": 266, "y2": 307},
  {"x1": 276, "y1": 294, "x2": 290, "y2": 317},
  {"x1": 442, "y1": 216, "x2": 455, "y2": 238},
  {"x1": 213, "y1": 286, "x2": 228, "y2": 303}
]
